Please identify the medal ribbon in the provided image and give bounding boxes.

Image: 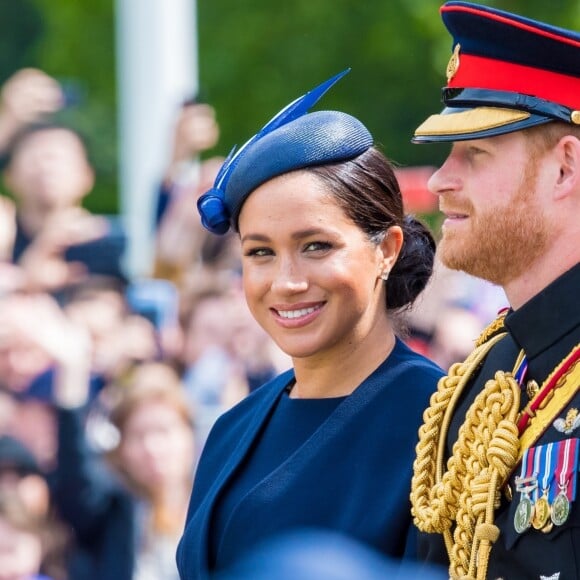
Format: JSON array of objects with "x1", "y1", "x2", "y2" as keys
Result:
[
  {"x1": 516, "y1": 446, "x2": 537, "y2": 494},
  {"x1": 532, "y1": 442, "x2": 543, "y2": 501},
  {"x1": 553, "y1": 438, "x2": 578, "y2": 501},
  {"x1": 526, "y1": 446, "x2": 536, "y2": 481},
  {"x1": 515, "y1": 448, "x2": 529, "y2": 491},
  {"x1": 564, "y1": 438, "x2": 579, "y2": 501},
  {"x1": 540, "y1": 442, "x2": 556, "y2": 497},
  {"x1": 513, "y1": 352, "x2": 528, "y2": 387}
]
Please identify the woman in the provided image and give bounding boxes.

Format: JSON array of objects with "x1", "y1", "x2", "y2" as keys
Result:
[
  {"x1": 177, "y1": 70, "x2": 444, "y2": 579},
  {"x1": 53, "y1": 360, "x2": 197, "y2": 580}
]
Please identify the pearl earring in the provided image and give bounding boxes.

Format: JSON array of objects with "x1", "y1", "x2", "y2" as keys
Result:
[{"x1": 380, "y1": 270, "x2": 389, "y2": 281}]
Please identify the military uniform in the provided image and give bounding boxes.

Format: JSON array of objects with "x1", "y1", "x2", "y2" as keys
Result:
[
  {"x1": 417, "y1": 265, "x2": 580, "y2": 579},
  {"x1": 409, "y1": 2, "x2": 580, "y2": 579}
]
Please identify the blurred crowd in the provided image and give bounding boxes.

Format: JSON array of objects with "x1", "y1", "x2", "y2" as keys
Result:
[{"x1": 0, "y1": 68, "x2": 506, "y2": 580}]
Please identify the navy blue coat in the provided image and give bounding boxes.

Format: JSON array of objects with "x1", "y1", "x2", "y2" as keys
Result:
[{"x1": 176, "y1": 338, "x2": 444, "y2": 580}]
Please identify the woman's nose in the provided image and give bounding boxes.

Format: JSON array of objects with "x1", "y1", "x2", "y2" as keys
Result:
[{"x1": 271, "y1": 258, "x2": 308, "y2": 293}]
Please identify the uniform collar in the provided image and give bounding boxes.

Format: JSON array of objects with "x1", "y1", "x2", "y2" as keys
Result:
[{"x1": 505, "y1": 263, "x2": 580, "y2": 359}]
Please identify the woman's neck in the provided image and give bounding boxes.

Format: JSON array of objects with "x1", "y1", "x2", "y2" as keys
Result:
[{"x1": 290, "y1": 329, "x2": 396, "y2": 399}]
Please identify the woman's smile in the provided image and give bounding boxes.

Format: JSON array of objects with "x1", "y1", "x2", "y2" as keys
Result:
[{"x1": 271, "y1": 302, "x2": 325, "y2": 327}]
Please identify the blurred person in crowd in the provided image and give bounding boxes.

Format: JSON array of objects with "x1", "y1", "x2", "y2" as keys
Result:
[
  {"x1": 0, "y1": 293, "x2": 56, "y2": 396},
  {"x1": 0, "y1": 68, "x2": 126, "y2": 296},
  {"x1": 125, "y1": 277, "x2": 185, "y2": 366},
  {"x1": 0, "y1": 391, "x2": 17, "y2": 433},
  {"x1": 152, "y1": 98, "x2": 245, "y2": 310},
  {"x1": 409, "y1": 3, "x2": 580, "y2": 579},
  {"x1": 153, "y1": 99, "x2": 228, "y2": 285},
  {"x1": 2, "y1": 292, "x2": 198, "y2": 579},
  {"x1": 407, "y1": 256, "x2": 508, "y2": 350},
  {"x1": 54, "y1": 365, "x2": 198, "y2": 580},
  {"x1": 3, "y1": 122, "x2": 125, "y2": 293},
  {"x1": 0, "y1": 285, "x2": 158, "y2": 471},
  {"x1": 176, "y1": 70, "x2": 444, "y2": 579},
  {"x1": 427, "y1": 304, "x2": 485, "y2": 371},
  {"x1": 0, "y1": 435, "x2": 51, "y2": 521},
  {"x1": 0, "y1": 436, "x2": 69, "y2": 580},
  {"x1": 0, "y1": 68, "x2": 125, "y2": 292},
  {"x1": 0, "y1": 490, "x2": 58, "y2": 580},
  {"x1": 62, "y1": 276, "x2": 159, "y2": 381},
  {"x1": 180, "y1": 288, "x2": 282, "y2": 446},
  {"x1": 0, "y1": 68, "x2": 64, "y2": 161}
]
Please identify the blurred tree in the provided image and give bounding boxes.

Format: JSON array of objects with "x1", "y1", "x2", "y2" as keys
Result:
[
  {"x1": 0, "y1": 0, "x2": 45, "y2": 83},
  {"x1": 197, "y1": 0, "x2": 580, "y2": 171},
  {"x1": 29, "y1": 0, "x2": 118, "y2": 214},
  {"x1": 10, "y1": 0, "x2": 579, "y2": 215}
]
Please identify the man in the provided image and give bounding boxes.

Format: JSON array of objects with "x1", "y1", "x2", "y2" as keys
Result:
[
  {"x1": 1, "y1": 122, "x2": 128, "y2": 292},
  {"x1": 409, "y1": 2, "x2": 580, "y2": 579}
]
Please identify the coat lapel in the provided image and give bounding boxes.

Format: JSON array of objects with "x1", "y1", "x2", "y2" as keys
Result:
[{"x1": 180, "y1": 370, "x2": 294, "y2": 580}]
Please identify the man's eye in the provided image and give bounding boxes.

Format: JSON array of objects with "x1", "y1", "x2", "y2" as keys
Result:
[{"x1": 467, "y1": 146, "x2": 487, "y2": 157}]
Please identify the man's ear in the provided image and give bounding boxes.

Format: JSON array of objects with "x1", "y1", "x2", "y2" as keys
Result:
[{"x1": 553, "y1": 135, "x2": 580, "y2": 201}]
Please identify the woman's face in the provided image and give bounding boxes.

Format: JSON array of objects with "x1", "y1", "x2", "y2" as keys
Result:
[
  {"x1": 118, "y1": 400, "x2": 195, "y2": 491},
  {"x1": 238, "y1": 171, "x2": 391, "y2": 362}
]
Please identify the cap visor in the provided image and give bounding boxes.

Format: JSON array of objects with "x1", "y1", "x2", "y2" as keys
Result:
[{"x1": 412, "y1": 106, "x2": 538, "y2": 142}]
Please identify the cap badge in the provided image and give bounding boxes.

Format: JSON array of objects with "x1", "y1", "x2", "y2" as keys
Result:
[
  {"x1": 446, "y1": 43, "x2": 461, "y2": 83},
  {"x1": 571, "y1": 111, "x2": 580, "y2": 125}
]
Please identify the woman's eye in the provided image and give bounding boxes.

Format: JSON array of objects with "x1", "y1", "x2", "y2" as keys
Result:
[
  {"x1": 244, "y1": 247, "x2": 273, "y2": 258},
  {"x1": 304, "y1": 241, "x2": 332, "y2": 252}
]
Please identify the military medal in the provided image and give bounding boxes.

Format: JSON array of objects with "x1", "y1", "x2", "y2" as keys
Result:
[
  {"x1": 549, "y1": 438, "x2": 579, "y2": 527},
  {"x1": 532, "y1": 442, "x2": 554, "y2": 530},
  {"x1": 514, "y1": 493, "x2": 535, "y2": 533},
  {"x1": 533, "y1": 494, "x2": 551, "y2": 529},
  {"x1": 551, "y1": 491, "x2": 570, "y2": 526},
  {"x1": 514, "y1": 448, "x2": 537, "y2": 533}
]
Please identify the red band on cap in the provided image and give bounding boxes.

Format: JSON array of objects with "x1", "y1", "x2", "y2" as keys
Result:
[
  {"x1": 448, "y1": 53, "x2": 580, "y2": 109},
  {"x1": 441, "y1": 4, "x2": 580, "y2": 48}
]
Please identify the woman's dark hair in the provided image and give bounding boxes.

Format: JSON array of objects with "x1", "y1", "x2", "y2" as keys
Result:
[{"x1": 309, "y1": 146, "x2": 436, "y2": 311}]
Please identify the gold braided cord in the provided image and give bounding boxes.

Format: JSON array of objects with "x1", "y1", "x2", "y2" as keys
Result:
[
  {"x1": 474, "y1": 310, "x2": 507, "y2": 347},
  {"x1": 410, "y1": 315, "x2": 522, "y2": 580},
  {"x1": 410, "y1": 334, "x2": 505, "y2": 535}
]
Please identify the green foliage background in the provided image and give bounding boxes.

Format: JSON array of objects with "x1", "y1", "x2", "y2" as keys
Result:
[{"x1": 3, "y1": 0, "x2": 578, "y2": 214}]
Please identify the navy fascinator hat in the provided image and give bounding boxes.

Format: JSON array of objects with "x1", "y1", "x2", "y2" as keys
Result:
[{"x1": 197, "y1": 69, "x2": 374, "y2": 234}]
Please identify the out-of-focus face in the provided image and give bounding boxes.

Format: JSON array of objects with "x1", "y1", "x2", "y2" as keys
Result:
[
  {"x1": 118, "y1": 400, "x2": 195, "y2": 491},
  {"x1": 182, "y1": 294, "x2": 232, "y2": 364},
  {"x1": 9, "y1": 402, "x2": 56, "y2": 472},
  {"x1": 238, "y1": 171, "x2": 388, "y2": 362},
  {"x1": 0, "y1": 296, "x2": 53, "y2": 393},
  {"x1": 5, "y1": 128, "x2": 94, "y2": 211},
  {"x1": 0, "y1": 516, "x2": 43, "y2": 578},
  {"x1": 428, "y1": 131, "x2": 550, "y2": 286}
]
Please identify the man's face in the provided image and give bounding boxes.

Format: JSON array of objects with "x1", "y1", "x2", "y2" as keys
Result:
[
  {"x1": 427, "y1": 131, "x2": 549, "y2": 286},
  {"x1": 4, "y1": 128, "x2": 94, "y2": 211}
]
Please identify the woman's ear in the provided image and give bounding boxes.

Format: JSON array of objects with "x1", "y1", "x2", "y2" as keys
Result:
[{"x1": 378, "y1": 225, "x2": 403, "y2": 277}]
